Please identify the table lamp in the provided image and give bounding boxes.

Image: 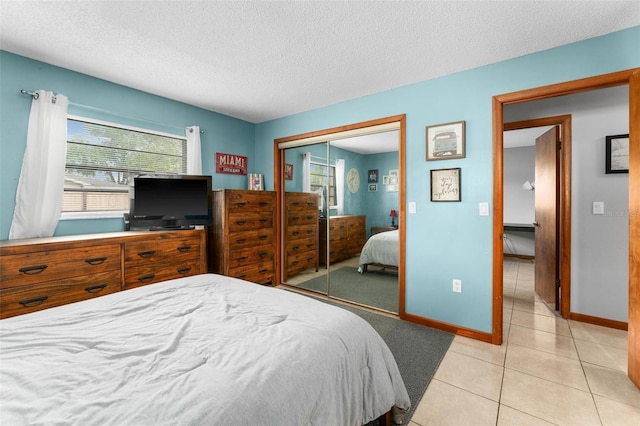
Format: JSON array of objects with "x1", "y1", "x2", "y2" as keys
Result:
[{"x1": 390, "y1": 209, "x2": 397, "y2": 227}]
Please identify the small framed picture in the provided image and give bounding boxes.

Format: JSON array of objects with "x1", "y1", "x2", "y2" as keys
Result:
[
  {"x1": 431, "y1": 168, "x2": 461, "y2": 202},
  {"x1": 605, "y1": 134, "x2": 629, "y2": 174},
  {"x1": 368, "y1": 183, "x2": 377, "y2": 192},
  {"x1": 284, "y1": 163, "x2": 294, "y2": 180},
  {"x1": 383, "y1": 175, "x2": 389, "y2": 185},
  {"x1": 426, "y1": 121, "x2": 465, "y2": 161},
  {"x1": 368, "y1": 169, "x2": 378, "y2": 183}
]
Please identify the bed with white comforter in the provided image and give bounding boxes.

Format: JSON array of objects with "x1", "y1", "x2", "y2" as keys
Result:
[
  {"x1": 0, "y1": 273, "x2": 410, "y2": 425},
  {"x1": 358, "y1": 229, "x2": 399, "y2": 273}
]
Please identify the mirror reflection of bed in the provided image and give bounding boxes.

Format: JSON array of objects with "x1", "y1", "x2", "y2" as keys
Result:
[{"x1": 281, "y1": 128, "x2": 400, "y2": 314}]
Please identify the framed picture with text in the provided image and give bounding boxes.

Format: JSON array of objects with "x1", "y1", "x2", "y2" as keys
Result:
[
  {"x1": 430, "y1": 168, "x2": 461, "y2": 202},
  {"x1": 605, "y1": 134, "x2": 629, "y2": 174}
]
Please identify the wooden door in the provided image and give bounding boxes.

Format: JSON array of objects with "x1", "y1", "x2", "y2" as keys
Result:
[
  {"x1": 628, "y1": 70, "x2": 640, "y2": 388},
  {"x1": 534, "y1": 126, "x2": 560, "y2": 309}
]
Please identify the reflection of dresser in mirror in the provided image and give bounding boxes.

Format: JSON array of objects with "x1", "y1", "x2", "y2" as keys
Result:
[
  {"x1": 284, "y1": 192, "x2": 319, "y2": 281},
  {"x1": 319, "y1": 215, "x2": 366, "y2": 266}
]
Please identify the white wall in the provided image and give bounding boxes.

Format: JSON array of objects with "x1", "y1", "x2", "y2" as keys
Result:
[
  {"x1": 504, "y1": 85, "x2": 629, "y2": 322},
  {"x1": 504, "y1": 146, "x2": 535, "y2": 256}
]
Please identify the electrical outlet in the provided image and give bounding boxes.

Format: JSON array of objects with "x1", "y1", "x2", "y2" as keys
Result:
[{"x1": 452, "y1": 279, "x2": 462, "y2": 293}]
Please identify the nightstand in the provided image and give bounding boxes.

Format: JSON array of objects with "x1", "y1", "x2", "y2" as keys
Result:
[{"x1": 370, "y1": 226, "x2": 398, "y2": 236}]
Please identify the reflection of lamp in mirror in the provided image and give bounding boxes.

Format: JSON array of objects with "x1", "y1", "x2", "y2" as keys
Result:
[
  {"x1": 522, "y1": 180, "x2": 535, "y2": 191},
  {"x1": 390, "y1": 209, "x2": 397, "y2": 227}
]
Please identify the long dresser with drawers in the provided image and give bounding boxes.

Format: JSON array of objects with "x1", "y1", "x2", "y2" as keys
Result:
[
  {"x1": 319, "y1": 215, "x2": 366, "y2": 265},
  {"x1": 0, "y1": 229, "x2": 207, "y2": 319},
  {"x1": 208, "y1": 189, "x2": 276, "y2": 285},
  {"x1": 284, "y1": 192, "x2": 319, "y2": 281}
]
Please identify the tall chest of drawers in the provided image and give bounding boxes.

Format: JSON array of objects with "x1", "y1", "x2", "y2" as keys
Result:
[
  {"x1": 208, "y1": 189, "x2": 276, "y2": 285},
  {"x1": 0, "y1": 229, "x2": 207, "y2": 319},
  {"x1": 284, "y1": 192, "x2": 319, "y2": 281}
]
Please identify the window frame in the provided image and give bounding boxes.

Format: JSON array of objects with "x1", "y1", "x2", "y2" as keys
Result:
[
  {"x1": 309, "y1": 160, "x2": 337, "y2": 208},
  {"x1": 61, "y1": 115, "x2": 187, "y2": 220}
]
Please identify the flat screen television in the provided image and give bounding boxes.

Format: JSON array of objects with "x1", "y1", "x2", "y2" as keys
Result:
[{"x1": 129, "y1": 175, "x2": 213, "y2": 230}]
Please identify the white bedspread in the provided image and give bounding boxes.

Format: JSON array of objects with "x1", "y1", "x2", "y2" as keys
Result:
[
  {"x1": 0, "y1": 274, "x2": 409, "y2": 425},
  {"x1": 359, "y1": 229, "x2": 400, "y2": 270}
]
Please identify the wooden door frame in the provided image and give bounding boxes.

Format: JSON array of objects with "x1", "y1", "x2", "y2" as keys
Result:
[
  {"x1": 504, "y1": 116, "x2": 571, "y2": 316},
  {"x1": 273, "y1": 114, "x2": 407, "y2": 316},
  {"x1": 492, "y1": 68, "x2": 639, "y2": 347}
]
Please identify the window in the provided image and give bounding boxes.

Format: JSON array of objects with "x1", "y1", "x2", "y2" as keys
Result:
[
  {"x1": 63, "y1": 117, "x2": 187, "y2": 214},
  {"x1": 309, "y1": 162, "x2": 336, "y2": 207}
]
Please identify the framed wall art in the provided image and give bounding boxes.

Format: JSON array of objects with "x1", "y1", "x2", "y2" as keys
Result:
[
  {"x1": 284, "y1": 163, "x2": 294, "y2": 180},
  {"x1": 368, "y1": 169, "x2": 379, "y2": 183},
  {"x1": 426, "y1": 120, "x2": 465, "y2": 161},
  {"x1": 431, "y1": 168, "x2": 461, "y2": 202},
  {"x1": 605, "y1": 134, "x2": 629, "y2": 174},
  {"x1": 368, "y1": 183, "x2": 378, "y2": 192}
]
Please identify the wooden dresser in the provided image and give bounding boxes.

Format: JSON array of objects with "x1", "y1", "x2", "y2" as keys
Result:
[
  {"x1": 0, "y1": 229, "x2": 207, "y2": 319},
  {"x1": 284, "y1": 192, "x2": 319, "y2": 281},
  {"x1": 208, "y1": 189, "x2": 276, "y2": 285},
  {"x1": 319, "y1": 215, "x2": 366, "y2": 265}
]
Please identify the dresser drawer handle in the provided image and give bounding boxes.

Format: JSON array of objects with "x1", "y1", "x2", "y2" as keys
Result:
[
  {"x1": 177, "y1": 267, "x2": 192, "y2": 274},
  {"x1": 291, "y1": 216, "x2": 300, "y2": 221},
  {"x1": 258, "y1": 235, "x2": 268, "y2": 241},
  {"x1": 177, "y1": 244, "x2": 191, "y2": 252},
  {"x1": 292, "y1": 231, "x2": 299, "y2": 236},
  {"x1": 307, "y1": 230, "x2": 314, "y2": 234},
  {"x1": 236, "y1": 274, "x2": 247, "y2": 279},
  {"x1": 307, "y1": 216, "x2": 314, "y2": 220},
  {"x1": 138, "y1": 274, "x2": 155, "y2": 282},
  {"x1": 84, "y1": 256, "x2": 107, "y2": 265},
  {"x1": 292, "y1": 260, "x2": 299, "y2": 266},
  {"x1": 259, "y1": 219, "x2": 267, "y2": 223},
  {"x1": 292, "y1": 201, "x2": 301, "y2": 206},
  {"x1": 19, "y1": 296, "x2": 48, "y2": 307},
  {"x1": 85, "y1": 284, "x2": 107, "y2": 293},
  {"x1": 137, "y1": 250, "x2": 155, "y2": 258},
  {"x1": 235, "y1": 238, "x2": 246, "y2": 243},
  {"x1": 258, "y1": 252, "x2": 268, "y2": 258},
  {"x1": 292, "y1": 246, "x2": 299, "y2": 251},
  {"x1": 236, "y1": 256, "x2": 248, "y2": 262},
  {"x1": 19, "y1": 265, "x2": 48, "y2": 275},
  {"x1": 307, "y1": 202, "x2": 314, "y2": 207},
  {"x1": 236, "y1": 220, "x2": 247, "y2": 225},
  {"x1": 259, "y1": 269, "x2": 268, "y2": 274},
  {"x1": 235, "y1": 202, "x2": 246, "y2": 208},
  {"x1": 307, "y1": 256, "x2": 314, "y2": 262},
  {"x1": 258, "y1": 202, "x2": 268, "y2": 207}
]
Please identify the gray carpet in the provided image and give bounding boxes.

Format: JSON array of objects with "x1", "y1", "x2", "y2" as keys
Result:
[
  {"x1": 297, "y1": 266, "x2": 399, "y2": 312},
  {"x1": 318, "y1": 298, "x2": 454, "y2": 425}
]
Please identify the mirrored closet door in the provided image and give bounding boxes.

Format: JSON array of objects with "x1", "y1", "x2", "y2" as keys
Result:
[{"x1": 278, "y1": 121, "x2": 402, "y2": 314}]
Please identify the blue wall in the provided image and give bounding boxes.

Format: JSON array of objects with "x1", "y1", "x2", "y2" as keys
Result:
[
  {"x1": 363, "y1": 152, "x2": 399, "y2": 234},
  {"x1": 254, "y1": 26, "x2": 640, "y2": 333},
  {"x1": 1, "y1": 27, "x2": 638, "y2": 333},
  {"x1": 0, "y1": 51, "x2": 255, "y2": 238}
]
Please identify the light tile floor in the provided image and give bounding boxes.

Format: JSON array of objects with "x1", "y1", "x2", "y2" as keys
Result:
[{"x1": 409, "y1": 257, "x2": 640, "y2": 426}]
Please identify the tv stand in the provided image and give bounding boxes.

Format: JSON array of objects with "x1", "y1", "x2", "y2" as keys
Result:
[{"x1": 149, "y1": 225, "x2": 195, "y2": 231}]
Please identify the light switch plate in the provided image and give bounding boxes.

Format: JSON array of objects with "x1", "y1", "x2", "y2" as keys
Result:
[
  {"x1": 479, "y1": 202, "x2": 489, "y2": 216},
  {"x1": 593, "y1": 201, "x2": 604, "y2": 215},
  {"x1": 409, "y1": 202, "x2": 417, "y2": 214}
]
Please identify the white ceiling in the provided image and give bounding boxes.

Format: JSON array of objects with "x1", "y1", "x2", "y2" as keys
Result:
[{"x1": 1, "y1": 1, "x2": 638, "y2": 125}]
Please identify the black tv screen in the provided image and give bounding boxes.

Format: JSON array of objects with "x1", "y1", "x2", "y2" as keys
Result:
[{"x1": 130, "y1": 175, "x2": 212, "y2": 230}]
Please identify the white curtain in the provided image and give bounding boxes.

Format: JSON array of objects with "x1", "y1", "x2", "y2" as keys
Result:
[
  {"x1": 335, "y1": 158, "x2": 345, "y2": 215},
  {"x1": 9, "y1": 90, "x2": 68, "y2": 240},
  {"x1": 185, "y1": 125, "x2": 202, "y2": 174},
  {"x1": 302, "y1": 152, "x2": 311, "y2": 192}
]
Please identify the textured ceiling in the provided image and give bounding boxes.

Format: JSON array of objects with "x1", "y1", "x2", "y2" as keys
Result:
[{"x1": 1, "y1": 1, "x2": 639, "y2": 124}]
